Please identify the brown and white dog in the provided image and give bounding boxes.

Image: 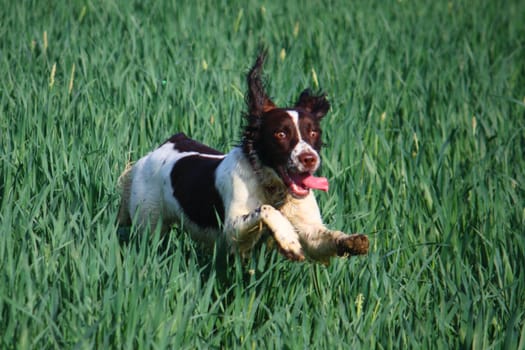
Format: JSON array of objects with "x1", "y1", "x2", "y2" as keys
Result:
[{"x1": 118, "y1": 53, "x2": 368, "y2": 263}]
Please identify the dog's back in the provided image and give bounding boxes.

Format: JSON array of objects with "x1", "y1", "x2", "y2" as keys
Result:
[{"x1": 120, "y1": 133, "x2": 226, "y2": 237}]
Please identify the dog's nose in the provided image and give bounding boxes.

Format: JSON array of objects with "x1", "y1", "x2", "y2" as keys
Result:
[{"x1": 299, "y1": 153, "x2": 318, "y2": 169}]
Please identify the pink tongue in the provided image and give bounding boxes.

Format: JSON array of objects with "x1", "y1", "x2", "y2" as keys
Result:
[{"x1": 295, "y1": 174, "x2": 329, "y2": 192}]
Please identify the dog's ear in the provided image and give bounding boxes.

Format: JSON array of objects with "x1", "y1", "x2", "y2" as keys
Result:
[
  {"x1": 246, "y1": 51, "x2": 276, "y2": 117},
  {"x1": 295, "y1": 89, "x2": 330, "y2": 119}
]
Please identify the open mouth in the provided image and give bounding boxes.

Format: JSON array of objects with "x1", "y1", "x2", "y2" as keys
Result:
[{"x1": 277, "y1": 167, "x2": 329, "y2": 197}]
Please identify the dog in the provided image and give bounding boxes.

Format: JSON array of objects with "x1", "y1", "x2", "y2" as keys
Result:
[{"x1": 117, "y1": 52, "x2": 369, "y2": 263}]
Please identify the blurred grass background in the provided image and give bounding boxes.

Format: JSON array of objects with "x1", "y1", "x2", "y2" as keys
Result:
[{"x1": 1, "y1": 0, "x2": 524, "y2": 348}]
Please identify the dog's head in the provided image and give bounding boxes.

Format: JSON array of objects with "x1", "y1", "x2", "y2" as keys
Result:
[{"x1": 242, "y1": 52, "x2": 330, "y2": 198}]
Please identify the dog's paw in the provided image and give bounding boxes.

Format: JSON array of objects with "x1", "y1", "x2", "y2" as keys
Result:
[
  {"x1": 275, "y1": 237, "x2": 305, "y2": 261},
  {"x1": 336, "y1": 234, "x2": 369, "y2": 256},
  {"x1": 279, "y1": 245, "x2": 305, "y2": 261}
]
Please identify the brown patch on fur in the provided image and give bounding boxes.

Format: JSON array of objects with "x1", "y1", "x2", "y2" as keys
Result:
[
  {"x1": 246, "y1": 51, "x2": 276, "y2": 116},
  {"x1": 164, "y1": 132, "x2": 224, "y2": 156},
  {"x1": 336, "y1": 234, "x2": 369, "y2": 256}
]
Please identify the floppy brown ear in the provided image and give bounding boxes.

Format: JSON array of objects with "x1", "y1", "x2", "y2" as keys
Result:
[
  {"x1": 246, "y1": 51, "x2": 276, "y2": 117},
  {"x1": 295, "y1": 89, "x2": 330, "y2": 119}
]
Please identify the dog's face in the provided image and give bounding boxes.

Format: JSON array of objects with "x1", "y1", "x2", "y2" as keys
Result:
[
  {"x1": 243, "y1": 53, "x2": 331, "y2": 198},
  {"x1": 257, "y1": 108, "x2": 321, "y2": 171}
]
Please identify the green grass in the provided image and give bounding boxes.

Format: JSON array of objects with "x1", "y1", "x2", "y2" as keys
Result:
[{"x1": 1, "y1": 0, "x2": 524, "y2": 348}]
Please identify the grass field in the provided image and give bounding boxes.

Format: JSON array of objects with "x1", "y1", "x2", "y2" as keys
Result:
[{"x1": 1, "y1": 0, "x2": 524, "y2": 348}]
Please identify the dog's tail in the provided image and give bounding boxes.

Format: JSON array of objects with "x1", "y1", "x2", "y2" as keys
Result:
[{"x1": 117, "y1": 163, "x2": 133, "y2": 227}]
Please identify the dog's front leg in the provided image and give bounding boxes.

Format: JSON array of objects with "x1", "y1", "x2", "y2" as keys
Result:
[
  {"x1": 225, "y1": 205, "x2": 305, "y2": 261},
  {"x1": 300, "y1": 229, "x2": 369, "y2": 263},
  {"x1": 280, "y1": 193, "x2": 369, "y2": 263}
]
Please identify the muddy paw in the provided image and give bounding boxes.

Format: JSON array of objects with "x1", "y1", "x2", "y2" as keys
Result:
[
  {"x1": 336, "y1": 234, "x2": 369, "y2": 256},
  {"x1": 276, "y1": 240, "x2": 305, "y2": 261}
]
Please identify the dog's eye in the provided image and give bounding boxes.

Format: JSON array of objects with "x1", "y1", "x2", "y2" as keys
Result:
[
  {"x1": 274, "y1": 131, "x2": 287, "y2": 140},
  {"x1": 309, "y1": 130, "x2": 319, "y2": 138}
]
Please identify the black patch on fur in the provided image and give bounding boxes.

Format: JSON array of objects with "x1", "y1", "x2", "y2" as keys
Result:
[
  {"x1": 297, "y1": 111, "x2": 323, "y2": 151},
  {"x1": 164, "y1": 133, "x2": 224, "y2": 156},
  {"x1": 170, "y1": 155, "x2": 225, "y2": 229}
]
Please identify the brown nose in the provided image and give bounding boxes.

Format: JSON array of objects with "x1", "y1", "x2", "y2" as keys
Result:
[{"x1": 299, "y1": 153, "x2": 318, "y2": 169}]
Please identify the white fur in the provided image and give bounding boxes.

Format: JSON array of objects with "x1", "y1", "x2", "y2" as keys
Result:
[
  {"x1": 286, "y1": 110, "x2": 320, "y2": 173},
  {"x1": 287, "y1": 110, "x2": 300, "y2": 132},
  {"x1": 215, "y1": 147, "x2": 302, "y2": 255}
]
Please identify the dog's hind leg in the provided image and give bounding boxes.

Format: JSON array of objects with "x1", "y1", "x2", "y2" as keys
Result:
[{"x1": 118, "y1": 162, "x2": 166, "y2": 237}]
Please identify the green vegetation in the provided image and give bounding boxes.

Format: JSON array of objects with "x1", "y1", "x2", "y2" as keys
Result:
[{"x1": 1, "y1": 0, "x2": 524, "y2": 348}]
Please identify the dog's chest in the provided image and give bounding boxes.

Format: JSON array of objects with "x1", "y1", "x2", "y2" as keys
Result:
[{"x1": 257, "y1": 173, "x2": 288, "y2": 209}]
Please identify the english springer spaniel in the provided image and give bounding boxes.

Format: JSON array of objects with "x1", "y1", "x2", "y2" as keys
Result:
[{"x1": 118, "y1": 53, "x2": 369, "y2": 263}]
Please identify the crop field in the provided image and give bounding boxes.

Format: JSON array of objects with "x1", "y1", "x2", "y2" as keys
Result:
[{"x1": 1, "y1": 0, "x2": 524, "y2": 348}]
